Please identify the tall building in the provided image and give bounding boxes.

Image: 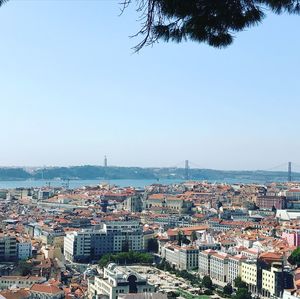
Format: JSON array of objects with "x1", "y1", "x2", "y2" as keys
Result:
[
  {"x1": 228, "y1": 254, "x2": 247, "y2": 284},
  {"x1": 199, "y1": 249, "x2": 216, "y2": 277},
  {"x1": 209, "y1": 252, "x2": 230, "y2": 283},
  {"x1": 0, "y1": 234, "x2": 17, "y2": 262},
  {"x1": 17, "y1": 237, "x2": 32, "y2": 260},
  {"x1": 241, "y1": 259, "x2": 258, "y2": 294},
  {"x1": 199, "y1": 250, "x2": 247, "y2": 284},
  {"x1": 286, "y1": 188, "x2": 300, "y2": 209},
  {"x1": 240, "y1": 254, "x2": 294, "y2": 298},
  {"x1": 64, "y1": 221, "x2": 144, "y2": 262}
]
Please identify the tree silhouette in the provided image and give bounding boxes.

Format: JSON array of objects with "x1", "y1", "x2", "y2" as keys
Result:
[
  {"x1": 122, "y1": 0, "x2": 300, "y2": 51},
  {"x1": 191, "y1": 231, "x2": 197, "y2": 242},
  {"x1": 223, "y1": 283, "x2": 233, "y2": 296},
  {"x1": 288, "y1": 247, "x2": 300, "y2": 266},
  {"x1": 202, "y1": 275, "x2": 213, "y2": 289},
  {"x1": 1, "y1": 0, "x2": 300, "y2": 51},
  {"x1": 233, "y1": 288, "x2": 252, "y2": 299},
  {"x1": 234, "y1": 276, "x2": 247, "y2": 289}
]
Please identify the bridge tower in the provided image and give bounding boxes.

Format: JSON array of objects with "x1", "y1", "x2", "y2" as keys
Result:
[
  {"x1": 185, "y1": 160, "x2": 189, "y2": 180},
  {"x1": 288, "y1": 161, "x2": 292, "y2": 182}
]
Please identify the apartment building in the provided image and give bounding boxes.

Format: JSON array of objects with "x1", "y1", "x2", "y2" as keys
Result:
[
  {"x1": 241, "y1": 260, "x2": 258, "y2": 294},
  {"x1": 256, "y1": 196, "x2": 285, "y2": 210},
  {"x1": 64, "y1": 225, "x2": 113, "y2": 263},
  {"x1": 261, "y1": 265, "x2": 282, "y2": 298},
  {"x1": 17, "y1": 237, "x2": 32, "y2": 260},
  {"x1": 240, "y1": 252, "x2": 294, "y2": 298},
  {"x1": 199, "y1": 249, "x2": 216, "y2": 277},
  {"x1": 64, "y1": 221, "x2": 144, "y2": 262},
  {"x1": 145, "y1": 195, "x2": 193, "y2": 214},
  {"x1": 30, "y1": 283, "x2": 65, "y2": 299},
  {"x1": 282, "y1": 231, "x2": 300, "y2": 247},
  {"x1": 209, "y1": 252, "x2": 229, "y2": 283},
  {"x1": 162, "y1": 244, "x2": 199, "y2": 270},
  {"x1": 286, "y1": 189, "x2": 300, "y2": 201},
  {"x1": 228, "y1": 254, "x2": 247, "y2": 283},
  {"x1": 0, "y1": 234, "x2": 17, "y2": 262},
  {"x1": 107, "y1": 221, "x2": 143, "y2": 252},
  {"x1": 0, "y1": 276, "x2": 46, "y2": 290},
  {"x1": 88, "y1": 263, "x2": 155, "y2": 299},
  {"x1": 198, "y1": 250, "x2": 231, "y2": 283}
]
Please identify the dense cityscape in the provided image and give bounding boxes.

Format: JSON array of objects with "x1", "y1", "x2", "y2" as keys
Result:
[
  {"x1": 0, "y1": 0, "x2": 299, "y2": 299},
  {"x1": 0, "y1": 176, "x2": 299, "y2": 299}
]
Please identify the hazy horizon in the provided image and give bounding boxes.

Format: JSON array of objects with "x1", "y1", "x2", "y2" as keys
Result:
[
  {"x1": 0, "y1": 1, "x2": 299, "y2": 170},
  {"x1": 0, "y1": 163, "x2": 299, "y2": 173}
]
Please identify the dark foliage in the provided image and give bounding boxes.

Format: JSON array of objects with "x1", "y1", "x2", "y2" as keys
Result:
[
  {"x1": 0, "y1": 165, "x2": 299, "y2": 181},
  {"x1": 204, "y1": 289, "x2": 213, "y2": 295},
  {"x1": 0, "y1": 0, "x2": 8, "y2": 6},
  {"x1": 177, "y1": 231, "x2": 190, "y2": 246},
  {"x1": 223, "y1": 283, "x2": 233, "y2": 296},
  {"x1": 98, "y1": 251, "x2": 153, "y2": 268},
  {"x1": 0, "y1": 168, "x2": 31, "y2": 180},
  {"x1": 123, "y1": 0, "x2": 300, "y2": 51},
  {"x1": 288, "y1": 247, "x2": 300, "y2": 266},
  {"x1": 190, "y1": 231, "x2": 197, "y2": 242},
  {"x1": 0, "y1": 0, "x2": 299, "y2": 50},
  {"x1": 147, "y1": 238, "x2": 159, "y2": 253},
  {"x1": 232, "y1": 288, "x2": 252, "y2": 299},
  {"x1": 17, "y1": 260, "x2": 32, "y2": 276},
  {"x1": 202, "y1": 275, "x2": 213, "y2": 289},
  {"x1": 122, "y1": 240, "x2": 130, "y2": 252},
  {"x1": 234, "y1": 276, "x2": 247, "y2": 289}
]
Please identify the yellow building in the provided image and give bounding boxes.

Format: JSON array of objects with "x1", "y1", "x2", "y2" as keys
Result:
[
  {"x1": 241, "y1": 260, "x2": 258, "y2": 293},
  {"x1": 261, "y1": 265, "x2": 283, "y2": 298}
]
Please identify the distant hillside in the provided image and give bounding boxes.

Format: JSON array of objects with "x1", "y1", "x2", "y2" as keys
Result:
[
  {"x1": 0, "y1": 165, "x2": 298, "y2": 183},
  {"x1": 0, "y1": 168, "x2": 31, "y2": 180}
]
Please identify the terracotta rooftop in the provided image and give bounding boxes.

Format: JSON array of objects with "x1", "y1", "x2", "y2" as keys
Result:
[{"x1": 30, "y1": 283, "x2": 63, "y2": 294}]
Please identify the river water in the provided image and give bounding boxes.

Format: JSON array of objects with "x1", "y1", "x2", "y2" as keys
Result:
[
  {"x1": 0, "y1": 176, "x2": 277, "y2": 189},
  {"x1": 0, "y1": 179, "x2": 184, "y2": 189}
]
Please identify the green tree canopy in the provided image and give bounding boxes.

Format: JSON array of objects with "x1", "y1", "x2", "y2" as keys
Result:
[
  {"x1": 99, "y1": 251, "x2": 153, "y2": 268},
  {"x1": 223, "y1": 283, "x2": 233, "y2": 296},
  {"x1": 202, "y1": 275, "x2": 213, "y2": 289},
  {"x1": 190, "y1": 231, "x2": 197, "y2": 242},
  {"x1": 233, "y1": 288, "x2": 252, "y2": 299},
  {"x1": 148, "y1": 238, "x2": 159, "y2": 253},
  {"x1": 18, "y1": 260, "x2": 32, "y2": 276},
  {"x1": 288, "y1": 247, "x2": 300, "y2": 266},
  {"x1": 234, "y1": 276, "x2": 247, "y2": 289}
]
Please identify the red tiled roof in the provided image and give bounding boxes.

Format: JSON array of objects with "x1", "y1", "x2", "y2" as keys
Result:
[{"x1": 30, "y1": 284, "x2": 63, "y2": 294}]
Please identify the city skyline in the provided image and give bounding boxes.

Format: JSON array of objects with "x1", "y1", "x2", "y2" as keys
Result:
[{"x1": 0, "y1": 1, "x2": 299, "y2": 169}]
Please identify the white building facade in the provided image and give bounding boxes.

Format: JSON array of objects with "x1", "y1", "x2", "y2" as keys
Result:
[{"x1": 88, "y1": 263, "x2": 155, "y2": 299}]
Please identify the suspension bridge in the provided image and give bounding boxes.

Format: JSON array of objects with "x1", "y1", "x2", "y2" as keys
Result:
[{"x1": 168, "y1": 160, "x2": 300, "y2": 182}]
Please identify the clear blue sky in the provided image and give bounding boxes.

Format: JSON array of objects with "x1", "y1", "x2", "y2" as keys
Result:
[{"x1": 0, "y1": 0, "x2": 299, "y2": 170}]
